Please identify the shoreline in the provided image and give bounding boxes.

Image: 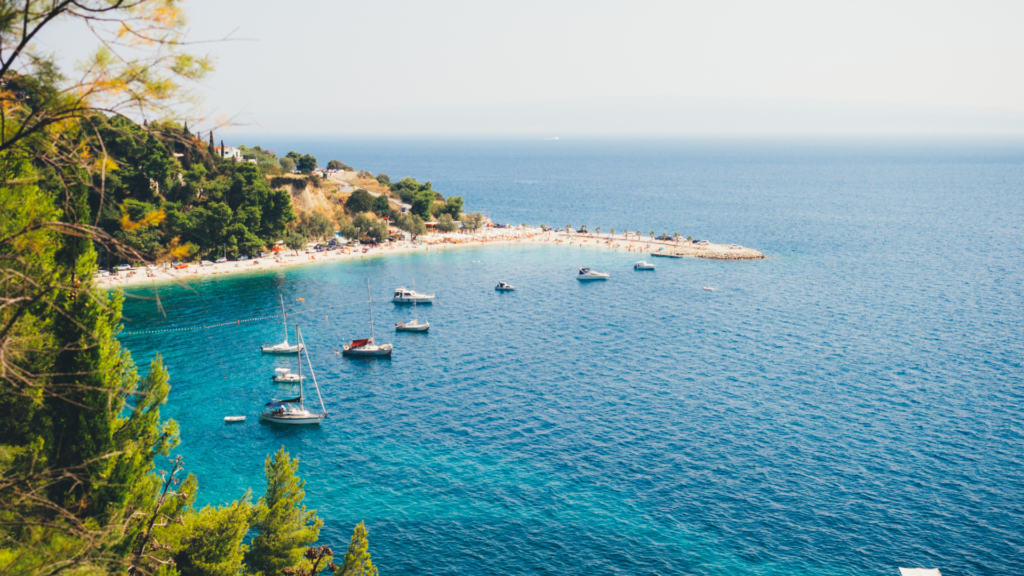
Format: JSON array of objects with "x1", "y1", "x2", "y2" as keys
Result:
[{"x1": 98, "y1": 229, "x2": 765, "y2": 289}]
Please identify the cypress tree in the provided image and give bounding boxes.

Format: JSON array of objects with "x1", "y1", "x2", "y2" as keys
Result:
[
  {"x1": 245, "y1": 447, "x2": 322, "y2": 575},
  {"x1": 340, "y1": 521, "x2": 379, "y2": 576},
  {"x1": 220, "y1": 139, "x2": 225, "y2": 159},
  {"x1": 182, "y1": 121, "x2": 189, "y2": 135},
  {"x1": 208, "y1": 131, "x2": 214, "y2": 155}
]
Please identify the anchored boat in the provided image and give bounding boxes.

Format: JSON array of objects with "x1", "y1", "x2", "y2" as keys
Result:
[
  {"x1": 634, "y1": 261, "x2": 655, "y2": 270},
  {"x1": 577, "y1": 267, "x2": 610, "y2": 281},
  {"x1": 260, "y1": 327, "x2": 327, "y2": 425},
  {"x1": 271, "y1": 367, "x2": 303, "y2": 383},
  {"x1": 397, "y1": 280, "x2": 430, "y2": 332},
  {"x1": 495, "y1": 281, "x2": 516, "y2": 291},
  {"x1": 344, "y1": 278, "x2": 394, "y2": 356},
  {"x1": 393, "y1": 286, "x2": 434, "y2": 304},
  {"x1": 261, "y1": 294, "x2": 304, "y2": 354}
]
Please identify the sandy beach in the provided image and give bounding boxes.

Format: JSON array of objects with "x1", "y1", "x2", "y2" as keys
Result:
[{"x1": 98, "y1": 228, "x2": 765, "y2": 289}]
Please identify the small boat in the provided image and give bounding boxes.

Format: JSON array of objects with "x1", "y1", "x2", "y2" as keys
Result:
[
  {"x1": 260, "y1": 327, "x2": 327, "y2": 425},
  {"x1": 224, "y1": 416, "x2": 246, "y2": 423},
  {"x1": 261, "y1": 295, "x2": 304, "y2": 354},
  {"x1": 271, "y1": 367, "x2": 304, "y2": 383},
  {"x1": 577, "y1": 268, "x2": 610, "y2": 281},
  {"x1": 396, "y1": 319, "x2": 430, "y2": 332},
  {"x1": 495, "y1": 281, "x2": 516, "y2": 291},
  {"x1": 345, "y1": 278, "x2": 394, "y2": 357},
  {"x1": 651, "y1": 252, "x2": 683, "y2": 258},
  {"x1": 704, "y1": 286, "x2": 715, "y2": 291},
  {"x1": 634, "y1": 261, "x2": 655, "y2": 270},
  {"x1": 393, "y1": 286, "x2": 434, "y2": 304}
]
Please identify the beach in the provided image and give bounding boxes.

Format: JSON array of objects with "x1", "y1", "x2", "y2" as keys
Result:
[{"x1": 98, "y1": 229, "x2": 765, "y2": 288}]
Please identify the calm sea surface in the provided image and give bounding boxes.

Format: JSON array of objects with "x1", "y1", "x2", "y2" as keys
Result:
[{"x1": 121, "y1": 138, "x2": 1024, "y2": 576}]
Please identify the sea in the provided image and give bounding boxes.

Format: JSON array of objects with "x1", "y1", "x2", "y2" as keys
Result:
[{"x1": 120, "y1": 137, "x2": 1024, "y2": 576}]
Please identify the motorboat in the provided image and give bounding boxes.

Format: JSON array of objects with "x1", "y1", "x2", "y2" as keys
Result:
[
  {"x1": 495, "y1": 281, "x2": 516, "y2": 291},
  {"x1": 260, "y1": 327, "x2": 327, "y2": 425},
  {"x1": 577, "y1": 268, "x2": 610, "y2": 281},
  {"x1": 396, "y1": 319, "x2": 430, "y2": 332},
  {"x1": 393, "y1": 287, "x2": 434, "y2": 304},
  {"x1": 634, "y1": 261, "x2": 655, "y2": 270},
  {"x1": 261, "y1": 295, "x2": 304, "y2": 354},
  {"x1": 704, "y1": 286, "x2": 715, "y2": 291},
  {"x1": 224, "y1": 416, "x2": 245, "y2": 423},
  {"x1": 345, "y1": 278, "x2": 394, "y2": 357},
  {"x1": 271, "y1": 367, "x2": 303, "y2": 383},
  {"x1": 651, "y1": 252, "x2": 683, "y2": 258}
]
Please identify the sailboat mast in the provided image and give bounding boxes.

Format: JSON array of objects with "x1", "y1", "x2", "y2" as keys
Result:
[
  {"x1": 366, "y1": 278, "x2": 375, "y2": 341},
  {"x1": 413, "y1": 278, "x2": 418, "y2": 322},
  {"x1": 280, "y1": 294, "x2": 288, "y2": 343},
  {"x1": 296, "y1": 326, "x2": 303, "y2": 409}
]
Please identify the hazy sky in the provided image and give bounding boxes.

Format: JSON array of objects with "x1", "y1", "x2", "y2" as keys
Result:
[{"x1": 38, "y1": 0, "x2": 1024, "y2": 133}]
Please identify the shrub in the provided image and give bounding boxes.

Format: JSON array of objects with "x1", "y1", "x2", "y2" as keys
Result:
[{"x1": 345, "y1": 189, "x2": 374, "y2": 214}]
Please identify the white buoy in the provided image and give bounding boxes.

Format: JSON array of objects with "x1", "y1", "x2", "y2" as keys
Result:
[{"x1": 224, "y1": 416, "x2": 246, "y2": 423}]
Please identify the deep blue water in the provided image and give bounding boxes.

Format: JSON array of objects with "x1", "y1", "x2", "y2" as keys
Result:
[{"x1": 121, "y1": 138, "x2": 1024, "y2": 576}]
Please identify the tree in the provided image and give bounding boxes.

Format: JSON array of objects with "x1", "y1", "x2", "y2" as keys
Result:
[
  {"x1": 394, "y1": 213, "x2": 426, "y2": 237},
  {"x1": 438, "y1": 195, "x2": 464, "y2": 219},
  {"x1": 437, "y1": 213, "x2": 457, "y2": 233},
  {"x1": 346, "y1": 189, "x2": 374, "y2": 214},
  {"x1": 280, "y1": 157, "x2": 296, "y2": 172},
  {"x1": 650, "y1": 230, "x2": 654, "y2": 239},
  {"x1": 371, "y1": 193, "x2": 391, "y2": 217},
  {"x1": 246, "y1": 448, "x2": 323, "y2": 576},
  {"x1": 165, "y1": 489, "x2": 256, "y2": 576},
  {"x1": 285, "y1": 232, "x2": 307, "y2": 253},
  {"x1": 611, "y1": 228, "x2": 616, "y2": 236},
  {"x1": 296, "y1": 212, "x2": 334, "y2": 242},
  {"x1": 464, "y1": 212, "x2": 485, "y2": 232},
  {"x1": 565, "y1": 224, "x2": 572, "y2": 232},
  {"x1": 410, "y1": 189, "x2": 435, "y2": 220},
  {"x1": 339, "y1": 521, "x2": 379, "y2": 576},
  {"x1": 375, "y1": 173, "x2": 390, "y2": 186},
  {"x1": 326, "y1": 160, "x2": 346, "y2": 171},
  {"x1": 296, "y1": 154, "x2": 318, "y2": 174},
  {"x1": 596, "y1": 227, "x2": 601, "y2": 234}
]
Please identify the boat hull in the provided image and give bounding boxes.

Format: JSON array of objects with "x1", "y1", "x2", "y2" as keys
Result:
[
  {"x1": 259, "y1": 413, "x2": 324, "y2": 425},
  {"x1": 261, "y1": 344, "x2": 304, "y2": 354},
  {"x1": 342, "y1": 346, "x2": 393, "y2": 357},
  {"x1": 396, "y1": 323, "x2": 430, "y2": 332},
  {"x1": 577, "y1": 276, "x2": 609, "y2": 281},
  {"x1": 393, "y1": 297, "x2": 434, "y2": 304}
]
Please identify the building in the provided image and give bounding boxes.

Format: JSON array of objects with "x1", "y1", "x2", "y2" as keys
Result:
[{"x1": 214, "y1": 146, "x2": 242, "y2": 161}]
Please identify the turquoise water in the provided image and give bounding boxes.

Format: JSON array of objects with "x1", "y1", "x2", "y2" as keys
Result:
[{"x1": 122, "y1": 138, "x2": 1024, "y2": 575}]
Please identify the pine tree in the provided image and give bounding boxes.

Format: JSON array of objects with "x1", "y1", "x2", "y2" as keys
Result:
[
  {"x1": 339, "y1": 521, "x2": 378, "y2": 576},
  {"x1": 246, "y1": 447, "x2": 323, "y2": 575},
  {"x1": 168, "y1": 488, "x2": 256, "y2": 576}
]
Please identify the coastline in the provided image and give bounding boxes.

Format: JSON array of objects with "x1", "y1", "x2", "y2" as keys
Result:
[{"x1": 98, "y1": 229, "x2": 765, "y2": 289}]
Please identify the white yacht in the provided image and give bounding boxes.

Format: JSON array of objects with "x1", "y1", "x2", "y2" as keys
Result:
[
  {"x1": 495, "y1": 281, "x2": 516, "y2": 291},
  {"x1": 271, "y1": 367, "x2": 303, "y2": 383},
  {"x1": 634, "y1": 261, "x2": 655, "y2": 270},
  {"x1": 345, "y1": 279, "x2": 394, "y2": 357},
  {"x1": 261, "y1": 295, "x2": 304, "y2": 354},
  {"x1": 393, "y1": 287, "x2": 435, "y2": 304},
  {"x1": 577, "y1": 267, "x2": 610, "y2": 281},
  {"x1": 260, "y1": 327, "x2": 327, "y2": 425}
]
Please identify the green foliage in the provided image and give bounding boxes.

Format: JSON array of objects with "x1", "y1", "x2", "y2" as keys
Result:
[
  {"x1": 170, "y1": 491, "x2": 257, "y2": 576},
  {"x1": 279, "y1": 157, "x2": 296, "y2": 172},
  {"x1": 464, "y1": 212, "x2": 485, "y2": 232},
  {"x1": 394, "y1": 212, "x2": 426, "y2": 237},
  {"x1": 352, "y1": 213, "x2": 389, "y2": 243},
  {"x1": 296, "y1": 154, "x2": 318, "y2": 174},
  {"x1": 371, "y1": 193, "x2": 391, "y2": 217},
  {"x1": 326, "y1": 159, "x2": 350, "y2": 171},
  {"x1": 296, "y1": 212, "x2": 335, "y2": 242},
  {"x1": 437, "y1": 195, "x2": 464, "y2": 219},
  {"x1": 345, "y1": 189, "x2": 374, "y2": 214},
  {"x1": 284, "y1": 232, "x2": 307, "y2": 251},
  {"x1": 375, "y1": 173, "x2": 390, "y2": 186},
  {"x1": 390, "y1": 177, "x2": 431, "y2": 204},
  {"x1": 246, "y1": 448, "x2": 323, "y2": 576},
  {"x1": 410, "y1": 189, "x2": 436, "y2": 220},
  {"x1": 238, "y1": 145, "x2": 280, "y2": 174},
  {"x1": 339, "y1": 521, "x2": 379, "y2": 576},
  {"x1": 437, "y1": 213, "x2": 457, "y2": 233}
]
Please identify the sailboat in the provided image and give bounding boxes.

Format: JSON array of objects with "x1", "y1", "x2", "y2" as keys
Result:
[
  {"x1": 260, "y1": 326, "x2": 327, "y2": 425},
  {"x1": 396, "y1": 279, "x2": 430, "y2": 332},
  {"x1": 261, "y1": 294, "x2": 304, "y2": 354},
  {"x1": 343, "y1": 279, "x2": 394, "y2": 357}
]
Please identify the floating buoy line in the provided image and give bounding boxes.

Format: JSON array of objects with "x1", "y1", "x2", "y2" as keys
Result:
[{"x1": 121, "y1": 300, "x2": 380, "y2": 337}]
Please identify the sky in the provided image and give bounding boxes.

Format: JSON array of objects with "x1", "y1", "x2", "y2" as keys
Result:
[{"x1": 36, "y1": 0, "x2": 1024, "y2": 134}]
